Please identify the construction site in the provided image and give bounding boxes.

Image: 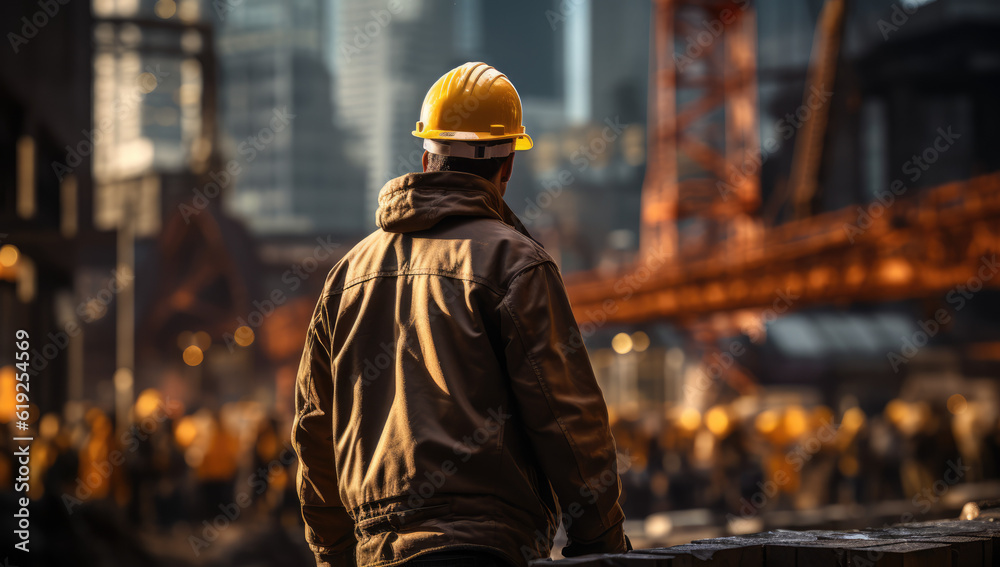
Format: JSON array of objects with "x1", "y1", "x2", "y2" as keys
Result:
[{"x1": 1, "y1": 0, "x2": 999, "y2": 564}]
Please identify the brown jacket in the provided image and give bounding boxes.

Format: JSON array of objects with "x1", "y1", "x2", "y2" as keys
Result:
[{"x1": 292, "y1": 171, "x2": 627, "y2": 567}]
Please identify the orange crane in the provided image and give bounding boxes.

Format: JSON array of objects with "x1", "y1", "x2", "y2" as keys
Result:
[{"x1": 565, "y1": 0, "x2": 1000, "y2": 332}]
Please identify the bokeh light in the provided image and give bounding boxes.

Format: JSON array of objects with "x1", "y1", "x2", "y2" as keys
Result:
[
  {"x1": 234, "y1": 325, "x2": 255, "y2": 347},
  {"x1": 611, "y1": 332, "x2": 633, "y2": 354},
  {"x1": 0, "y1": 244, "x2": 19, "y2": 267},
  {"x1": 182, "y1": 345, "x2": 204, "y2": 366},
  {"x1": 154, "y1": 0, "x2": 176, "y2": 18},
  {"x1": 947, "y1": 394, "x2": 968, "y2": 415},
  {"x1": 193, "y1": 331, "x2": 211, "y2": 350},
  {"x1": 134, "y1": 388, "x2": 163, "y2": 419},
  {"x1": 631, "y1": 331, "x2": 650, "y2": 352},
  {"x1": 705, "y1": 406, "x2": 730, "y2": 438},
  {"x1": 755, "y1": 410, "x2": 779, "y2": 436},
  {"x1": 783, "y1": 406, "x2": 808, "y2": 439},
  {"x1": 677, "y1": 407, "x2": 701, "y2": 432}
]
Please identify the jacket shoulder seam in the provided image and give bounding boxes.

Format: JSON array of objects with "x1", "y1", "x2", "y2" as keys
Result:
[
  {"x1": 502, "y1": 259, "x2": 553, "y2": 290},
  {"x1": 322, "y1": 269, "x2": 506, "y2": 298},
  {"x1": 488, "y1": 218, "x2": 550, "y2": 258}
]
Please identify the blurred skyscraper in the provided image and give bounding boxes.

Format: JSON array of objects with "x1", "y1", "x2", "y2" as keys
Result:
[
  {"x1": 754, "y1": 0, "x2": 1000, "y2": 222},
  {"x1": 478, "y1": 0, "x2": 651, "y2": 271},
  {"x1": 329, "y1": 0, "x2": 651, "y2": 244},
  {"x1": 91, "y1": 0, "x2": 208, "y2": 236},
  {"x1": 216, "y1": 0, "x2": 365, "y2": 233},
  {"x1": 331, "y1": 0, "x2": 471, "y2": 221}
]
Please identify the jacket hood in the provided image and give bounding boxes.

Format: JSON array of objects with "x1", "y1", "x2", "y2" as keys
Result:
[{"x1": 376, "y1": 171, "x2": 535, "y2": 240}]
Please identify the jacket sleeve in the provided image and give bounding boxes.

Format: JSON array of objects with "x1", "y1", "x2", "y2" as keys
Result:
[
  {"x1": 292, "y1": 299, "x2": 357, "y2": 567},
  {"x1": 500, "y1": 261, "x2": 628, "y2": 557}
]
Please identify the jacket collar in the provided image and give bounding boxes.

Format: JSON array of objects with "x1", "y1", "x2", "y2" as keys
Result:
[{"x1": 376, "y1": 171, "x2": 537, "y2": 243}]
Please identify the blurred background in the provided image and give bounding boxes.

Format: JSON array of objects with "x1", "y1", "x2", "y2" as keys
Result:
[{"x1": 2, "y1": 0, "x2": 1000, "y2": 564}]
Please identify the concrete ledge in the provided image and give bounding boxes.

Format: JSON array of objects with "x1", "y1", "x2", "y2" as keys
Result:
[{"x1": 534, "y1": 502, "x2": 1000, "y2": 566}]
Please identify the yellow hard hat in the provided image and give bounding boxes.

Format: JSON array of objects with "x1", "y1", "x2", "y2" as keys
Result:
[{"x1": 413, "y1": 62, "x2": 533, "y2": 156}]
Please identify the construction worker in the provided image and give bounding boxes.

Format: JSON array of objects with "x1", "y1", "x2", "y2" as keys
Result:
[{"x1": 292, "y1": 62, "x2": 629, "y2": 567}]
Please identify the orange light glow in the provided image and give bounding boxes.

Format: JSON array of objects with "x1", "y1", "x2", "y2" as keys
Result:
[
  {"x1": 705, "y1": 406, "x2": 730, "y2": 437},
  {"x1": 611, "y1": 332, "x2": 633, "y2": 354},
  {"x1": 182, "y1": 345, "x2": 204, "y2": 366},
  {"x1": 234, "y1": 325, "x2": 255, "y2": 347},
  {"x1": 755, "y1": 410, "x2": 779, "y2": 435},
  {"x1": 0, "y1": 245, "x2": 19, "y2": 268},
  {"x1": 947, "y1": 394, "x2": 968, "y2": 415},
  {"x1": 677, "y1": 407, "x2": 701, "y2": 432}
]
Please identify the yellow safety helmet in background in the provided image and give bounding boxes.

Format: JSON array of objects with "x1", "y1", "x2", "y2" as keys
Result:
[{"x1": 413, "y1": 62, "x2": 533, "y2": 158}]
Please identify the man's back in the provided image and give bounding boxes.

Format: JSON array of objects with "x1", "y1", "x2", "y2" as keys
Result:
[
  {"x1": 293, "y1": 172, "x2": 627, "y2": 567},
  {"x1": 293, "y1": 61, "x2": 627, "y2": 567}
]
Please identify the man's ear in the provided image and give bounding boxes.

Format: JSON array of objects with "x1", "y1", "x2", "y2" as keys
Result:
[
  {"x1": 499, "y1": 153, "x2": 515, "y2": 183},
  {"x1": 422, "y1": 151, "x2": 429, "y2": 172}
]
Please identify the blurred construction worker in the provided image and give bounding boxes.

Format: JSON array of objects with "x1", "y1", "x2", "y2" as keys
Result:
[
  {"x1": 196, "y1": 412, "x2": 240, "y2": 519},
  {"x1": 293, "y1": 62, "x2": 628, "y2": 567}
]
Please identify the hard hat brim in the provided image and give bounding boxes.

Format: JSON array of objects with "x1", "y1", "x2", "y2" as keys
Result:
[{"x1": 412, "y1": 130, "x2": 533, "y2": 152}]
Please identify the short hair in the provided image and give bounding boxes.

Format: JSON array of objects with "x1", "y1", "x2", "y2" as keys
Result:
[{"x1": 425, "y1": 141, "x2": 513, "y2": 180}]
